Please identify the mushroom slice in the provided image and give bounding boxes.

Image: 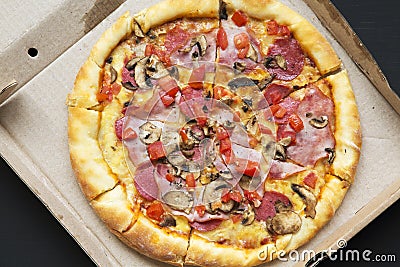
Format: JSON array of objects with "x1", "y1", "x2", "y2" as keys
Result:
[
  {"x1": 110, "y1": 66, "x2": 117, "y2": 84},
  {"x1": 309, "y1": 115, "x2": 329, "y2": 129},
  {"x1": 233, "y1": 62, "x2": 246, "y2": 72},
  {"x1": 159, "y1": 214, "x2": 176, "y2": 227},
  {"x1": 135, "y1": 57, "x2": 151, "y2": 89},
  {"x1": 291, "y1": 184, "x2": 317, "y2": 219},
  {"x1": 275, "y1": 54, "x2": 287, "y2": 70},
  {"x1": 269, "y1": 211, "x2": 302, "y2": 235},
  {"x1": 228, "y1": 77, "x2": 255, "y2": 90},
  {"x1": 219, "y1": 199, "x2": 236, "y2": 213},
  {"x1": 196, "y1": 35, "x2": 208, "y2": 57},
  {"x1": 245, "y1": 116, "x2": 258, "y2": 136},
  {"x1": 139, "y1": 122, "x2": 162, "y2": 145},
  {"x1": 146, "y1": 55, "x2": 168, "y2": 79},
  {"x1": 325, "y1": 148, "x2": 335, "y2": 164},
  {"x1": 125, "y1": 57, "x2": 142, "y2": 71},
  {"x1": 122, "y1": 82, "x2": 138, "y2": 91},
  {"x1": 257, "y1": 74, "x2": 275, "y2": 90},
  {"x1": 279, "y1": 137, "x2": 292, "y2": 147},
  {"x1": 162, "y1": 190, "x2": 194, "y2": 213},
  {"x1": 203, "y1": 180, "x2": 231, "y2": 205},
  {"x1": 133, "y1": 21, "x2": 145, "y2": 38},
  {"x1": 246, "y1": 44, "x2": 258, "y2": 62},
  {"x1": 274, "y1": 143, "x2": 287, "y2": 161},
  {"x1": 239, "y1": 175, "x2": 261, "y2": 191},
  {"x1": 241, "y1": 205, "x2": 255, "y2": 226}
]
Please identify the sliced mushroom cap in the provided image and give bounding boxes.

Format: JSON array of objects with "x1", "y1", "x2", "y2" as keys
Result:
[
  {"x1": 228, "y1": 77, "x2": 255, "y2": 90},
  {"x1": 135, "y1": 57, "x2": 151, "y2": 89},
  {"x1": 125, "y1": 57, "x2": 142, "y2": 71},
  {"x1": 245, "y1": 116, "x2": 259, "y2": 136},
  {"x1": 162, "y1": 190, "x2": 194, "y2": 213},
  {"x1": 159, "y1": 214, "x2": 176, "y2": 227},
  {"x1": 279, "y1": 137, "x2": 292, "y2": 147},
  {"x1": 291, "y1": 183, "x2": 317, "y2": 219},
  {"x1": 122, "y1": 81, "x2": 138, "y2": 91},
  {"x1": 196, "y1": 35, "x2": 208, "y2": 57},
  {"x1": 241, "y1": 205, "x2": 255, "y2": 226},
  {"x1": 219, "y1": 199, "x2": 237, "y2": 213},
  {"x1": 309, "y1": 115, "x2": 329, "y2": 129},
  {"x1": 325, "y1": 148, "x2": 335, "y2": 164},
  {"x1": 203, "y1": 179, "x2": 231, "y2": 204},
  {"x1": 269, "y1": 211, "x2": 302, "y2": 235},
  {"x1": 239, "y1": 175, "x2": 261, "y2": 191},
  {"x1": 275, "y1": 54, "x2": 287, "y2": 70},
  {"x1": 274, "y1": 143, "x2": 287, "y2": 161},
  {"x1": 110, "y1": 66, "x2": 117, "y2": 84},
  {"x1": 246, "y1": 44, "x2": 258, "y2": 62},
  {"x1": 257, "y1": 74, "x2": 275, "y2": 90},
  {"x1": 264, "y1": 141, "x2": 277, "y2": 160},
  {"x1": 133, "y1": 21, "x2": 145, "y2": 38},
  {"x1": 146, "y1": 54, "x2": 168, "y2": 79},
  {"x1": 233, "y1": 62, "x2": 246, "y2": 72},
  {"x1": 139, "y1": 122, "x2": 161, "y2": 145}
]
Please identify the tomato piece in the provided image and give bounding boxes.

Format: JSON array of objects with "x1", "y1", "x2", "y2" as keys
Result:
[
  {"x1": 158, "y1": 76, "x2": 179, "y2": 96},
  {"x1": 219, "y1": 138, "x2": 232, "y2": 154},
  {"x1": 235, "y1": 159, "x2": 260, "y2": 177},
  {"x1": 186, "y1": 173, "x2": 196, "y2": 188},
  {"x1": 195, "y1": 205, "x2": 206, "y2": 217},
  {"x1": 147, "y1": 141, "x2": 166, "y2": 160},
  {"x1": 237, "y1": 46, "x2": 250, "y2": 59},
  {"x1": 244, "y1": 190, "x2": 262, "y2": 202},
  {"x1": 213, "y1": 85, "x2": 234, "y2": 100},
  {"x1": 114, "y1": 117, "x2": 124, "y2": 141},
  {"x1": 229, "y1": 191, "x2": 243, "y2": 202},
  {"x1": 146, "y1": 202, "x2": 165, "y2": 221},
  {"x1": 233, "y1": 111, "x2": 241, "y2": 122},
  {"x1": 217, "y1": 27, "x2": 228, "y2": 50},
  {"x1": 234, "y1": 33, "x2": 249, "y2": 50},
  {"x1": 111, "y1": 83, "x2": 122, "y2": 95},
  {"x1": 216, "y1": 127, "x2": 229, "y2": 140},
  {"x1": 221, "y1": 192, "x2": 231, "y2": 203},
  {"x1": 263, "y1": 84, "x2": 292, "y2": 105},
  {"x1": 231, "y1": 10, "x2": 248, "y2": 27},
  {"x1": 249, "y1": 135, "x2": 258, "y2": 148},
  {"x1": 123, "y1": 127, "x2": 137, "y2": 140},
  {"x1": 188, "y1": 65, "x2": 206, "y2": 89},
  {"x1": 145, "y1": 43, "x2": 153, "y2": 57},
  {"x1": 166, "y1": 173, "x2": 175, "y2": 183},
  {"x1": 179, "y1": 128, "x2": 189, "y2": 143},
  {"x1": 303, "y1": 172, "x2": 317, "y2": 189},
  {"x1": 271, "y1": 104, "x2": 287, "y2": 119},
  {"x1": 160, "y1": 92, "x2": 175, "y2": 107},
  {"x1": 222, "y1": 149, "x2": 233, "y2": 164},
  {"x1": 266, "y1": 20, "x2": 290, "y2": 36},
  {"x1": 231, "y1": 214, "x2": 243, "y2": 224},
  {"x1": 288, "y1": 113, "x2": 304, "y2": 132}
]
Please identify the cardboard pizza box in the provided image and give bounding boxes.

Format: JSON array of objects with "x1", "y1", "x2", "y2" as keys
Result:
[{"x1": 0, "y1": 0, "x2": 399, "y2": 266}]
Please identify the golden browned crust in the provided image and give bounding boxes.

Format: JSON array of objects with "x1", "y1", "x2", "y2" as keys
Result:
[
  {"x1": 134, "y1": 0, "x2": 219, "y2": 33},
  {"x1": 186, "y1": 234, "x2": 291, "y2": 267},
  {"x1": 68, "y1": 107, "x2": 118, "y2": 200},
  {"x1": 327, "y1": 70, "x2": 362, "y2": 183},
  {"x1": 67, "y1": 58, "x2": 101, "y2": 108},
  {"x1": 89, "y1": 11, "x2": 133, "y2": 68},
  {"x1": 284, "y1": 175, "x2": 350, "y2": 251},
  {"x1": 90, "y1": 185, "x2": 136, "y2": 232},
  {"x1": 113, "y1": 214, "x2": 190, "y2": 267}
]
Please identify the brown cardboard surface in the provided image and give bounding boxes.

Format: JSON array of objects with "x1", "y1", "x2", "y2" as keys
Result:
[{"x1": 0, "y1": 0, "x2": 399, "y2": 266}]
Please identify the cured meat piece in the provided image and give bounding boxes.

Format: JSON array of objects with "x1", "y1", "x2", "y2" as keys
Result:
[
  {"x1": 268, "y1": 160, "x2": 305, "y2": 180},
  {"x1": 133, "y1": 162, "x2": 158, "y2": 201},
  {"x1": 190, "y1": 219, "x2": 223, "y2": 232},
  {"x1": 255, "y1": 191, "x2": 291, "y2": 221}
]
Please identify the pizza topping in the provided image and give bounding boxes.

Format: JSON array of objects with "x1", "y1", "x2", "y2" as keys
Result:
[
  {"x1": 233, "y1": 61, "x2": 246, "y2": 72},
  {"x1": 291, "y1": 184, "x2": 317, "y2": 219},
  {"x1": 269, "y1": 211, "x2": 301, "y2": 235},
  {"x1": 164, "y1": 26, "x2": 191, "y2": 55},
  {"x1": 133, "y1": 20, "x2": 145, "y2": 38},
  {"x1": 159, "y1": 214, "x2": 177, "y2": 227},
  {"x1": 162, "y1": 190, "x2": 194, "y2": 213},
  {"x1": 309, "y1": 115, "x2": 329, "y2": 129},
  {"x1": 273, "y1": 142, "x2": 286, "y2": 161},
  {"x1": 216, "y1": 27, "x2": 228, "y2": 51},
  {"x1": 303, "y1": 172, "x2": 317, "y2": 189},
  {"x1": 125, "y1": 57, "x2": 141, "y2": 71},
  {"x1": 188, "y1": 65, "x2": 206, "y2": 89},
  {"x1": 239, "y1": 175, "x2": 261, "y2": 191},
  {"x1": 266, "y1": 20, "x2": 291, "y2": 37},
  {"x1": 190, "y1": 219, "x2": 223, "y2": 232},
  {"x1": 134, "y1": 162, "x2": 158, "y2": 201},
  {"x1": 241, "y1": 205, "x2": 255, "y2": 225},
  {"x1": 266, "y1": 37, "x2": 305, "y2": 81},
  {"x1": 110, "y1": 66, "x2": 117, "y2": 84},
  {"x1": 146, "y1": 201, "x2": 165, "y2": 221},
  {"x1": 114, "y1": 117, "x2": 124, "y2": 141},
  {"x1": 268, "y1": 160, "x2": 305, "y2": 180},
  {"x1": 231, "y1": 10, "x2": 248, "y2": 27},
  {"x1": 246, "y1": 44, "x2": 258, "y2": 62},
  {"x1": 146, "y1": 54, "x2": 168, "y2": 79},
  {"x1": 135, "y1": 57, "x2": 151, "y2": 89},
  {"x1": 147, "y1": 141, "x2": 166, "y2": 161},
  {"x1": 219, "y1": 0, "x2": 228, "y2": 20},
  {"x1": 139, "y1": 122, "x2": 162, "y2": 145},
  {"x1": 325, "y1": 148, "x2": 335, "y2": 164},
  {"x1": 234, "y1": 33, "x2": 250, "y2": 59},
  {"x1": 288, "y1": 113, "x2": 304, "y2": 133},
  {"x1": 181, "y1": 35, "x2": 208, "y2": 57},
  {"x1": 255, "y1": 191, "x2": 291, "y2": 221}
]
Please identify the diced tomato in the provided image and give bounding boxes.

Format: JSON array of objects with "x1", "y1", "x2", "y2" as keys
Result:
[
  {"x1": 158, "y1": 76, "x2": 179, "y2": 96},
  {"x1": 263, "y1": 84, "x2": 292, "y2": 105},
  {"x1": 217, "y1": 27, "x2": 228, "y2": 50},
  {"x1": 229, "y1": 191, "x2": 243, "y2": 203},
  {"x1": 146, "y1": 202, "x2": 165, "y2": 221},
  {"x1": 277, "y1": 125, "x2": 297, "y2": 145},
  {"x1": 270, "y1": 104, "x2": 287, "y2": 119},
  {"x1": 196, "y1": 116, "x2": 208, "y2": 127},
  {"x1": 244, "y1": 190, "x2": 262, "y2": 202},
  {"x1": 188, "y1": 65, "x2": 206, "y2": 89},
  {"x1": 288, "y1": 113, "x2": 304, "y2": 133},
  {"x1": 266, "y1": 20, "x2": 290, "y2": 36},
  {"x1": 249, "y1": 135, "x2": 258, "y2": 148},
  {"x1": 221, "y1": 192, "x2": 231, "y2": 203},
  {"x1": 219, "y1": 138, "x2": 232, "y2": 154},
  {"x1": 195, "y1": 205, "x2": 206, "y2": 217},
  {"x1": 145, "y1": 43, "x2": 153, "y2": 57},
  {"x1": 186, "y1": 173, "x2": 196, "y2": 188},
  {"x1": 231, "y1": 214, "x2": 243, "y2": 224},
  {"x1": 233, "y1": 111, "x2": 241, "y2": 122},
  {"x1": 147, "y1": 141, "x2": 166, "y2": 161},
  {"x1": 123, "y1": 127, "x2": 137, "y2": 140},
  {"x1": 166, "y1": 173, "x2": 175, "y2": 183},
  {"x1": 303, "y1": 172, "x2": 317, "y2": 189},
  {"x1": 213, "y1": 85, "x2": 234, "y2": 100},
  {"x1": 237, "y1": 46, "x2": 250, "y2": 59},
  {"x1": 114, "y1": 117, "x2": 124, "y2": 141},
  {"x1": 216, "y1": 127, "x2": 229, "y2": 140},
  {"x1": 232, "y1": 10, "x2": 248, "y2": 27},
  {"x1": 145, "y1": 43, "x2": 169, "y2": 64},
  {"x1": 160, "y1": 94, "x2": 175, "y2": 107},
  {"x1": 233, "y1": 33, "x2": 250, "y2": 59},
  {"x1": 179, "y1": 128, "x2": 189, "y2": 143},
  {"x1": 222, "y1": 148, "x2": 233, "y2": 164},
  {"x1": 235, "y1": 159, "x2": 260, "y2": 177}
]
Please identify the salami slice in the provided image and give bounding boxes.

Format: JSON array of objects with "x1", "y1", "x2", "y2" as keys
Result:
[
  {"x1": 255, "y1": 191, "x2": 291, "y2": 221},
  {"x1": 190, "y1": 219, "x2": 223, "y2": 232},
  {"x1": 133, "y1": 162, "x2": 158, "y2": 201}
]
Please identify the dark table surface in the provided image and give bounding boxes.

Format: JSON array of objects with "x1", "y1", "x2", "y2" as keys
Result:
[{"x1": 1, "y1": 0, "x2": 399, "y2": 266}]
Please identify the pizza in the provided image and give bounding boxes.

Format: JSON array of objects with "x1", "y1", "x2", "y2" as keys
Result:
[{"x1": 67, "y1": 0, "x2": 362, "y2": 266}]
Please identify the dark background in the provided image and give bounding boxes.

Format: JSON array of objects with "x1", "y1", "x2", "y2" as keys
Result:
[{"x1": 0, "y1": 0, "x2": 399, "y2": 266}]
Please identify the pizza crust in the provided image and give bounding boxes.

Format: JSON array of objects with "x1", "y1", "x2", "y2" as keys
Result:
[
  {"x1": 68, "y1": 107, "x2": 118, "y2": 200},
  {"x1": 327, "y1": 70, "x2": 362, "y2": 183},
  {"x1": 134, "y1": 0, "x2": 220, "y2": 33},
  {"x1": 113, "y1": 213, "x2": 190, "y2": 267}
]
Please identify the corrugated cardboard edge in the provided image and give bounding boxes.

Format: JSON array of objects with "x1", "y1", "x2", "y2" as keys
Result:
[
  {"x1": 0, "y1": 126, "x2": 119, "y2": 266},
  {"x1": 303, "y1": 0, "x2": 400, "y2": 116}
]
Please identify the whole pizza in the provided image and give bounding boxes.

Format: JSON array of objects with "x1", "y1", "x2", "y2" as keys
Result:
[{"x1": 67, "y1": 0, "x2": 362, "y2": 266}]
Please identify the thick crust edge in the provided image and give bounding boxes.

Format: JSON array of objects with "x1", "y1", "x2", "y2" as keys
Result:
[
  {"x1": 327, "y1": 70, "x2": 362, "y2": 183},
  {"x1": 68, "y1": 107, "x2": 117, "y2": 200},
  {"x1": 113, "y1": 214, "x2": 190, "y2": 267},
  {"x1": 134, "y1": 0, "x2": 220, "y2": 33}
]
